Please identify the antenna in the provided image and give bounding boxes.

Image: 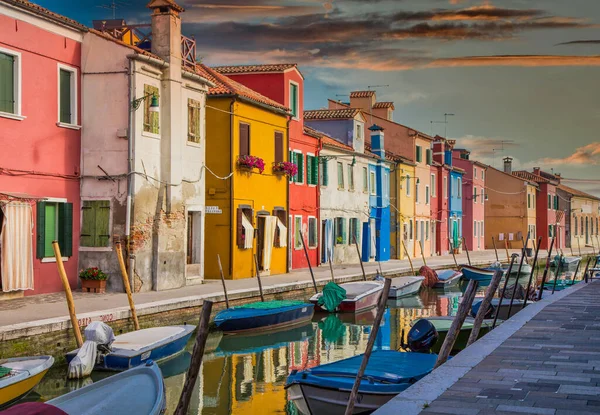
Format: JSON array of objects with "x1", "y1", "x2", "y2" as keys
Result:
[
  {"x1": 97, "y1": 0, "x2": 129, "y2": 19},
  {"x1": 368, "y1": 85, "x2": 389, "y2": 90}
]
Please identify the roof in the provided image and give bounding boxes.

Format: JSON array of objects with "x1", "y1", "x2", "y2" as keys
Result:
[
  {"x1": 89, "y1": 29, "x2": 162, "y2": 60},
  {"x1": 513, "y1": 170, "x2": 551, "y2": 184},
  {"x1": 304, "y1": 108, "x2": 362, "y2": 120},
  {"x1": 213, "y1": 63, "x2": 300, "y2": 76},
  {"x1": 373, "y1": 102, "x2": 395, "y2": 110},
  {"x1": 321, "y1": 136, "x2": 354, "y2": 152},
  {"x1": 364, "y1": 143, "x2": 413, "y2": 164},
  {"x1": 4, "y1": 0, "x2": 88, "y2": 31},
  {"x1": 557, "y1": 184, "x2": 600, "y2": 201},
  {"x1": 486, "y1": 165, "x2": 539, "y2": 187},
  {"x1": 350, "y1": 91, "x2": 375, "y2": 98},
  {"x1": 303, "y1": 125, "x2": 323, "y2": 139},
  {"x1": 200, "y1": 64, "x2": 290, "y2": 113}
]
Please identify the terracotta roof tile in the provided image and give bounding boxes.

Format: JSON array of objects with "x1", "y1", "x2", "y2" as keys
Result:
[
  {"x1": 5, "y1": 0, "x2": 88, "y2": 31},
  {"x1": 512, "y1": 170, "x2": 551, "y2": 183},
  {"x1": 304, "y1": 108, "x2": 361, "y2": 120},
  {"x1": 350, "y1": 91, "x2": 375, "y2": 98},
  {"x1": 303, "y1": 125, "x2": 323, "y2": 139},
  {"x1": 200, "y1": 65, "x2": 290, "y2": 113},
  {"x1": 373, "y1": 102, "x2": 394, "y2": 109},
  {"x1": 557, "y1": 184, "x2": 600, "y2": 201},
  {"x1": 321, "y1": 136, "x2": 354, "y2": 152},
  {"x1": 89, "y1": 29, "x2": 163, "y2": 60},
  {"x1": 213, "y1": 64, "x2": 298, "y2": 75}
]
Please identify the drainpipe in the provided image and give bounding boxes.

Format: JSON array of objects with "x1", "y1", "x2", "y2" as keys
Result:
[
  {"x1": 126, "y1": 58, "x2": 135, "y2": 291},
  {"x1": 286, "y1": 115, "x2": 291, "y2": 272},
  {"x1": 317, "y1": 136, "x2": 323, "y2": 266},
  {"x1": 229, "y1": 98, "x2": 235, "y2": 277}
]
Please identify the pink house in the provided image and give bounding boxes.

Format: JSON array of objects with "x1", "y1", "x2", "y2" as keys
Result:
[
  {"x1": 432, "y1": 138, "x2": 450, "y2": 255},
  {"x1": 453, "y1": 149, "x2": 487, "y2": 252},
  {"x1": 0, "y1": 1, "x2": 84, "y2": 297}
]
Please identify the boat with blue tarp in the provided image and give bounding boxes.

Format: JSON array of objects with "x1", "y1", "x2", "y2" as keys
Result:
[
  {"x1": 433, "y1": 269, "x2": 462, "y2": 288},
  {"x1": 285, "y1": 350, "x2": 437, "y2": 415},
  {"x1": 461, "y1": 265, "x2": 496, "y2": 282}
]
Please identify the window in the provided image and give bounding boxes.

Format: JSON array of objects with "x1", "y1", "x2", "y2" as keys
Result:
[
  {"x1": 581, "y1": 217, "x2": 584, "y2": 235},
  {"x1": 239, "y1": 123, "x2": 250, "y2": 156},
  {"x1": 426, "y1": 221, "x2": 429, "y2": 240},
  {"x1": 426, "y1": 149, "x2": 432, "y2": 165},
  {"x1": 383, "y1": 172, "x2": 389, "y2": 199},
  {"x1": 348, "y1": 165, "x2": 355, "y2": 190},
  {"x1": 444, "y1": 176, "x2": 448, "y2": 199},
  {"x1": 308, "y1": 217, "x2": 318, "y2": 248},
  {"x1": 289, "y1": 82, "x2": 299, "y2": 118},
  {"x1": 416, "y1": 146, "x2": 422, "y2": 163},
  {"x1": 274, "y1": 132, "x2": 284, "y2": 163},
  {"x1": 474, "y1": 220, "x2": 477, "y2": 237},
  {"x1": 237, "y1": 206, "x2": 254, "y2": 249},
  {"x1": 431, "y1": 174, "x2": 436, "y2": 197},
  {"x1": 0, "y1": 48, "x2": 21, "y2": 116},
  {"x1": 425, "y1": 185, "x2": 430, "y2": 205},
  {"x1": 473, "y1": 187, "x2": 478, "y2": 203},
  {"x1": 370, "y1": 171, "x2": 376, "y2": 195},
  {"x1": 306, "y1": 155, "x2": 318, "y2": 185},
  {"x1": 574, "y1": 217, "x2": 578, "y2": 236},
  {"x1": 294, "y1": 216, "x2": 302, "y2": 250},
  {"x1": 474, "y1": 167, "x2": 477, "y2": 178},
  {"x1": 58, "y1": 66, "x2": 77, "y2": 125},
  {"x1": 415, "y1": 220, "x2": 419, "y2": 241},
  {"x1": 290, "y1": 151, "x2": 304, "y2": 183},
  {"x1": 363, "y1": 167, "x2": 368, "y2": 192},
  {"x1": 481, "y1": 189, "x2": 485, "y2": 204},
  {"x1": 334, "y1": 217, "x2": 347, "y2": 244},
  {"x1": 187, "y1": 98, "x2": 201, "y2": 144},
  {"x1": 36, "y1": 201, "x2": 73, "y2": 258},
  {"x1": 143, "y1": 84, "x2": 159, "y2": 134},
  {"x1": 416, "y1": 179, "x2": 420, "y2": 203},
  {"x1": 349, "y1": 218, "x2": 360, "y2": 244},
  {"x1": 409, "y1": 220, "x2": 413, "y2": 240},
  {"x1": 406, "y1": 174, "x2": 411, "y2": 197},
  {"x1": 81, "y1": 200, "x2": 110, "y2": 248},
  {"x1": 355, "y1": 123, "x2": 362, "y2": 140},
  {"x1": 337, "y1": 162, "x2": 344, "y2": 188},
  {"x1": 528, "y1": 194, "x2": 531, "y2": 209},
  {"x1": 548, "y1": 194, "x2": 551, "y2": 210},
  {"x1": 554, "y1": 195, "x2": 559, "y2": 210},
  {"x1": 481, "y1": 221, "x2": 484, "y2": 238},
  {"x1": 320, "y1": 159, "x2": 329, "y2": 186},
  {"x1": 549, "y1": 224, "x2": 554, "y2": 238},
  {"x1": 457, "y1": 177, "x2": 462, "y2": 198}
]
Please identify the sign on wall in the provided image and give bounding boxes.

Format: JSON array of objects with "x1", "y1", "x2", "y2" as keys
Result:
[{"x1": 206, "y1": 206, "x2": 222, "y2": 214}]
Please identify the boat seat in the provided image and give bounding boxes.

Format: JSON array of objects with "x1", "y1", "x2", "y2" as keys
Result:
[
  {"x1": 112, "y1": 327, "x2": 185, "y2": 351},
  {"x1": 343, "y1": 283, "x2": 380, "y2": 299}
]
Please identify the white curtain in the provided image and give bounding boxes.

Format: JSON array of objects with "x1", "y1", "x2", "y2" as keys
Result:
[
  {"x1": 262, "y1": 216, "x2": 277, "y2": 271},
  {"x1": 1, "y1": 202, "x2": 34, "y2": 291},
  {"x1": 242, "y1": 214, "x2": 254, "y2": 249},
  {"x1": 276, "y1": 218, "x2": 287, "y2": 248}
]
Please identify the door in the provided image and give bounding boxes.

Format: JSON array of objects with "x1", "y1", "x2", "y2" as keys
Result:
[
  {"x1": 452, "y1": 220, "x2": 459, "y2": 250},
  {"x1": 257, "y1": 216, "x2": 266, "y2": 271},
  {"x1": 186, "y1": 211, "x2": 203, "y2": 279},
  {"x1": 420, "y1": 220, "x2": 425, "y2": 256},
  {"x1": 586, "y1": 217, "x2": 589, "y2": 245},
  {"x1": 186, "y1": 214, "x2": 193, "y2": 265},
  {"x1": 369, "y1": 219, "x2": 376, "y2": 260}
]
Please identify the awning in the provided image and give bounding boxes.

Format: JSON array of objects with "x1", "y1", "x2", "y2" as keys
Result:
[
  {"x1": 0, "y1": 192, "x2": 47, "y2": 203},
  {"x1": 276, "y1": 217, "x2": 287, "y2": 248},
  {"x1": 241, "y1": 214, "x2": 254, "y2": 249}
]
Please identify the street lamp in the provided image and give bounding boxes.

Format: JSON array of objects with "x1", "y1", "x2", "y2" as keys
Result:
[{"x1": 131, "y1": 93, "x2": 160, "y2": 112}]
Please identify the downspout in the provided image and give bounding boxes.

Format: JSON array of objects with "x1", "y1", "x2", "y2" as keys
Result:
[
  {"x1": 126, "y1": 58, "x2": 135, "y2": 291},
  {"x1": 317, "y1": 136, "x2": 323, "y2": 265},
  {"x1": 229, "y1": 98, "x2": 236, "y2": 277},
  {"x1": 286, "y1": 115, "x2": 291, "y2": 272}
]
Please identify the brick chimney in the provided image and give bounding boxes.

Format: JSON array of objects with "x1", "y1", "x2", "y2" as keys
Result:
[
  {"x1": 533, "y1": 167, "x2": 541, "y2": 176},
  {"x1": 503, "y1": 157, "x2": 513, "y2": 174},
  {"x1": 148, "y1": 0, "x2": 184, "y2": 65},
  {"x1": 372, "y1": 102, "x2": 394, "y2": 121},
  {"x1": 349, "y1": 90, "x2": 376, "y2": 112}
]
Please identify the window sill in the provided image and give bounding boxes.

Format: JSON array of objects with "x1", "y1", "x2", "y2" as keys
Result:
[
  {"x1": 79, "y1": 247, "x2": 113, "y2": 252},
  {"x1": 41, "y1": 257, "x2": 69, "y2": 263},
  {"x1": 56, "y1": 122, "x2": 81, "y2": 130},
  {"x1": 294, "y1": 182, "x2": 305, "y2": 186},
  {"x1": 186, "y1": 140, "x2": 202, "y2": 148},
  {"x1": 0, "y1": 112, "x2": 26, "y2": 121},
  {"x1": 142, "y1": 131, "x2": 161, "y2": 140},
  {"x1": 308, "y1": 245, "x2": 318, "y2": 250}
]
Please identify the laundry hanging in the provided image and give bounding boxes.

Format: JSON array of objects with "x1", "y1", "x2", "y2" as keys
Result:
[
  {"x1": 1, "y1": 202, "x2": 34, "y2": 291},
  {"x1": 276, "y1": 217, "x2": 287, "y2": 248},
  {"x1": 241, "y1": 214, "x2": 254, "y2": 249},
  {"x1": 322, "y1": 219, "x2": 334, "y2": 264},
  {"x1": 262, "y1": 216, "x2": 277, "y2": 271}
]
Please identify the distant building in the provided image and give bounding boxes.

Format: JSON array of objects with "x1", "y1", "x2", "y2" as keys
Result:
[
  {"x1": 432, "y1": 137, "x2": 451, "y2": 255},
  {"x1": 446, "y1": 141, "x2": 465, "y2": 252},
  {"x1": 557, "y1": 184, "x2": 599, "y2": 250}
]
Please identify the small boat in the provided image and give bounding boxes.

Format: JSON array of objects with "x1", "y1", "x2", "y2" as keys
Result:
[
  {"x1": 309, "y1": 281, "x2": 383, "y2": 313},
  {"x1": 388, "y1": 276, "x2": 424, "y2": 298},
  {"x1": 413, "y1": 317, "x2": 495, "y2": 354},
  {"x1": 471, "y1": 298, "x2": 526, "y2": 320},
  {"x1": 0, "y1": 356, "x2": 54, "y2": 408},
  {"x1": 66, "y1": 325, "x2": 195, "y2": 372},
  {"x1": 285, "y1": 350, "x2": 437, "y2": 415},
  {"x1": 433, "y1": 269, "x2": 462, "y2": 288},
  {"x1": 543, "y1": 278, "x2": 581, "y2": 291},
  {"x1": 461, "y1": 265, "x2": 496, "y2": 282},
  {"x1": 216, "y1": 322, "x2": 315, "y2": 355},
  {"x1": 552, "y1": 256, "x2": 581, "y2": 268},
  {"x1": 214, "y1": 301, "x2": 314, "y2": 334}
]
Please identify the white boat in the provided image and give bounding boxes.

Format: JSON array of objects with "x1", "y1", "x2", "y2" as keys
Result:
[
  {"x1": 309, "y1": 281, "x2": 383, "y2": 313},
  {"x1": 388, "y1": 276, "x2": 424, "y2": 298},
  {"x1": 433, "y1": 269, "x2": 462, "y2": 288},
  {"x1": 0, "y1": 356, "x2": 54, "y2": 408}
]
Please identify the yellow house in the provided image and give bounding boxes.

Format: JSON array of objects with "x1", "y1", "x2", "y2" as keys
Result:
[
  {"x1": 390, "y1": 157, "x2": 416, "y2": 260},
  {"x1": 202, "y1": 65, "x2": 290, "y2": 280}
]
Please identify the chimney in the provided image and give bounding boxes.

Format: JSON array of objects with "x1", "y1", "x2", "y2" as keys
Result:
[
  {"x1": 148, "y1": 0, "x2": 184, "y2": 65},
  {"x1": 503, "y1": 157, "x2": 513, "y2": 174},
  {"x1": 349, "y1": 90, "x2": 376, "y2": 113},
  {"x1": 533, "y1": 167, "x2": 540, "y2": 176},
  {"x1": 369, "y1": 124, "x2": 385, "y2": 159},
  {"x1": 372, "y1": 102, "x2": 394, "y2": 121}
]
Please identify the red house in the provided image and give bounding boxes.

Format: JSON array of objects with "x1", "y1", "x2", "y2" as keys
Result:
[
  {"x1": 213, "y1": 64, "x2": 320, "y2": 269},
  {"x1": 432, "y1": 138, "x2": 450, "y2": 256},
  {"x1": 0, "y1": 1, "x2": 84, "y2": 297}
]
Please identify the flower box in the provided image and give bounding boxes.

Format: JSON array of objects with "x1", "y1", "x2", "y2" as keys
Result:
[
  {"x1": 81, "y1": 279, "x2": 107, "y2": 293},
  {"x1": 237, "y1": 155, "x2": 265, "y2": 174},
  {"x1": 272, "y1": 161, "x2": 298, "y2": 177},
  {"x1": 79, "y1": 267, "x2": 108, "y2": 293}
]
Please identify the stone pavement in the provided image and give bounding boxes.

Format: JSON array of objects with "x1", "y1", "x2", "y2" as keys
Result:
[{"x1": 376, "y1": 272, "x2": 600, "y2": 415}]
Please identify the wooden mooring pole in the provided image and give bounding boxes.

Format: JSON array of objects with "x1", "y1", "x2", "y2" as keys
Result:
[
  {"x1": 492, "y1": 236, "x2": 499, "y2": 262},
  {"x1": 174, "y1": 300, "x2": 213, "y2": 415},
  {"x1": 345, "y1": 278, "x2": 391, "y2": 415},
  {"x1": 467, "y1": 270, "x2": 503, "y2": 347},
  {"x1": 434, "y1": 279, "x2": 479, "y2": 368},
  {"x1": 116, "y1": 242, "x2": 140, "y2": 330},
  {"x1": 300, "y1": 234, "x2": 319, "y2": 292},
  {"x1": 353, "y1": 235, "x2": 367, "y2": 282},
  {"x1": 537, "y1": 237, "x2": 556, "y2": 301},
  {"x1": 507, "y1": 244, "x2": 529, "y2": 319},
  {"x1": 217, "y1": 255, "x2": 230, "y2": 308},
  {"x1": 522, "y1": 237, "x2": 543, "y2": 309},
  {"x1": 52, "y1": 241, "x2": 83, "y2": 348},
  {"x1": 418, "y1": 240, "x2": 427, "y2": 267},
  {"x1": 462, "y1": 237, "x2": 471, "y2": 266},
  {"x1": 328, "y1": 250, "x2": 335, "y2": 283},
  {"x1": 492, "y1": 254, "x2": 518, "y2": 330},
  {"x1": 504, "y1": 238, "x2": 510, "y2": 263},
  {"x1": 402, "y1": 240, "x2": 415, "y2": 275},
  {"x1": 449, "y1": 240, "x2": 459, "y2": 270},
  {"x1": 583, "y1": 258, "x2": 591, "y2": 283},
  {"x1": 253, "y1": 254, "x2": 265, "y2": 302}
]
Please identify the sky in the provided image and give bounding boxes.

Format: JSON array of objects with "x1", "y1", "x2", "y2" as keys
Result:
[{"x1": 37, "y1": 0, "x2": 600, "y2": 196}]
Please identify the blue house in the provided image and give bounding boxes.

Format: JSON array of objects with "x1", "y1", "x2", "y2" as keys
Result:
[{"x1": 446, "y1": 140, "x2": 464, "y2": 250}]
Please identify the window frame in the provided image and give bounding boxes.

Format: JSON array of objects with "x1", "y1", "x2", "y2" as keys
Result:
[
  {"x1": 38, "y1": 197, "x2": 70, "y2": 263},
  {"x1": 187, "y1": 97, "x2": 202, "y2": 145},
  {"x1": 337, "y1": 162, "x2": 344, "y2": 189},
  {"x1": 0, "y1": 47, "x2": 24, "y2": 120},
  {"x1": 319, "y1": 158, "x2": 329, "y2": 187},
  {"x1": 444, "y1": 176, "x2": 448, "y2": 199},
  {"x1": 457, "y1": 177, "x2": 462, "y2": 199},
  {"x1": 406, "y1": 174, "x2": 411, "y2": 197},
  {"x1": 370, "y1": 171, "x2": 376, "y2": 196},
  {"x1": 362, "y1": 167, "x2": 368, "y2": 193},
  {"x1": 289, "y1": 81, "x2": 299, "y2": 119},
  {"x1": 425, "y1": 185, "x2": 430, "y2": 205},
  {"x1": 349, "y1": 217, "x2": 360, "y2": 245},
  {"x1": 57, "y1": 63, "x2": 79, "y2": 128},
  {"x1": 308, "y1": 216, "x2": 318, "y2": 249},
  {"x1": 431, "y1": 174, "x2": 436, "y2": 197},
  {"x1": 79, "y1": 198, "x2": 113, "y2": 252},
  {"x1": 348, "y1": 164, "x2": 355, "y2": 191},
  {"x1": 334, "y1": 217, "x2": 347, "y2": 245},
  {"x1": 294, "y1": 215, "x2": 303, "y2": 250},
  {"x1": 142, "y1": 83, "x2": 160, "y2": 138}
]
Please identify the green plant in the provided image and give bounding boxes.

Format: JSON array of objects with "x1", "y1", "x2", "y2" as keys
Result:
[{"x1": 79, "y1": 267, "x2": 108, "y2": 281}]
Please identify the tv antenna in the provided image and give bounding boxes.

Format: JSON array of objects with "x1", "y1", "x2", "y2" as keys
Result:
[
  {"x1": 97, "y1": 0, "x2": 129, "y2": 19},
  {"x1": 368, "y1": 85, "x2": 389, "y2": 90}
]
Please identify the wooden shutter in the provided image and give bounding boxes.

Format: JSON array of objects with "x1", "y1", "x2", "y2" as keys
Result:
[
  {"x1": 426, "y1": 149, "x2": 432, "y2": 165},
  {"x1": 342, "y1": 218, "x2": 347, "y2": 244},
  {"x1": 274, "y1": 132, "x2": 283, "y2": 163},
  {"x1": 236, "y1": 208, "x2": 244, "y2": 248},
  {"x1": 297, "y1": 153, "x2": 304, "y2": 183},
  {"x1": 58, "y1": 203, "x2": 73, "y2": 257},
  {"x1": 416, "y1": 146, "x2": 422, "y2": 163},
  {"x1": 0, "y1": 53, "x2": 14, "y2": 114},
  {"x1": 289, "y1": 151, "x2": 296, "y2": 183},
  {"x1": 239, "y1": 123, "x2": 250, "y2": 156},
  {"x1": 144, "y1": 84, "x2": 159, "y2": 134},
  {"x1": 36, "y1": 201, "x2": 46, "y2": 259},
  {"x1": 312, "y1": 156, "x2": 319, "y2": 185},
  {"x1": 307, "y1": 155, "x2": 314, "y2": 185},
  {"x1": 59, "y1": 69, "x2": 72, "y2": 124},
  {"x1": 96, "y1": 201, "x2": 111, "y2": 247},
  {"x1": 322, "y1": 159, "x2": 328, "y2": 186},
  {"x1": 188, "y1": 99, "x2": 201, "y2": 143},
  {"x1": 80, "y1": 201, "x2": 95, "y2": 247}
]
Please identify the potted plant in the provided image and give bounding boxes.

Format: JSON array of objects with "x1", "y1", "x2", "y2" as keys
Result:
[
  {"x1": 237, "y1": 155, "x2": 265, "y2": 174},
  {"x1": 79, "y1": 267, "x2": 108, "y2": 293},
  {"x1": 272, "y1": 161, "x2": 298, "y2": 177}
]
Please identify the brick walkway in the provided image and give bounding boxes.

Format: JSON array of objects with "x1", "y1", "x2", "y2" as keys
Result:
[{"x1": 420, "y1": 281, "x2": 600, "y2": 415}]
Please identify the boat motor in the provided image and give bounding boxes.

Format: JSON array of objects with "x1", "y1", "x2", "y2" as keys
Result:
[
  {"x1": 407, "y1": 319, "x2": 438, "y2": 353},
  {"x1": 67, "y1": 321, "x2": 115, "y2": 379}
]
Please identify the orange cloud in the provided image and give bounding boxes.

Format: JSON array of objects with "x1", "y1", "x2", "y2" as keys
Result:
[
  {"x1": 536, "y1": 142, "x2": 600, "y2": 166},
  {"x1": 426, "y1": 55, "x2": 600, "y2": 68}
]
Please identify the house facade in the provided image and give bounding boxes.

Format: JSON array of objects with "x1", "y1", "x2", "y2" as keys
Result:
[
  {"x1": 0, "y1": 0, "x2": 85, "y2": 298},
  {"x1": 432, "y1": 137, "x2": 451, "y2": 256},
  {"x1": 414, "y1": 133, "x2": 434, "y2": 257},
  {"x1": 213, "y1": 64, "x2": 320, "y2": 270},
  {"x1": 442, "y1": 140, "x2": 464, "y2": 252},
  {"x1": 557, "y1": 184, "x2": 600, "y2": 251},
  {"x1": 80, "y1": 0, "x2": 211, "y2": 292},
  {"x1": 203, "y1": 66, "x2": 290, "y2": 280},
  {"x1": 390, "y1": 157, "x2": 415, "y2": 260}
]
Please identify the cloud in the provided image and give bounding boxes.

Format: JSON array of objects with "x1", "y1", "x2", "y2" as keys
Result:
[
  {"x1": 557, "y1": 39, "x2": 600, "y2": 46},
  {"x1": 426, "y1": 55, "x2": 600, "y2": 68},
  {"x1": 455, "y1": 135, "x2": 520, "y2": 158},
  {"x1": 182, "y1": 0, "x2": 324, "y2": 22},
  {"x1": 389, "y1": 5, "x2": 545, "y2": 22},
  {"x1": 535, "y1": 142, "x2": 600, "y2": 166}
]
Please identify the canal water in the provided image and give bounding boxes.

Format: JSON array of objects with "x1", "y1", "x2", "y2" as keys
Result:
[{"x1": 31, "y1": 260, "x2": 588, "y2": 414}]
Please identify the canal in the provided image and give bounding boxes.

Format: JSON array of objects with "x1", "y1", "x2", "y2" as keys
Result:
[{"x1": 31, "y1": 260, "x2": 587, "y2": 414}]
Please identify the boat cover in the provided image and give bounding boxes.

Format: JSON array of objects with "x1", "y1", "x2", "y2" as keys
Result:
[
  {"x1": 235, "y1": 300, "x2": 305, "y2": 310},
  {"x1": 214, "y1": 301, "x2": 310, "y2": 323},
  {"x1": 318, "y1": 282, "x2": 347, "y2": 311},
  {"x1": 68, "y1": 322, "x2": 115, "y2": 379}
]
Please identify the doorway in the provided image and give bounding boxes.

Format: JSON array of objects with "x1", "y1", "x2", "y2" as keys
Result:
[
  {"x1": 586, "y1": 217, "x2": 589, "y2": 245},
  {"x1": 257, "y1": 215, "x2": 266, "y2": 271},
  {"x1": 185, "y1": 210, "x2": 203, "y2": 282}
]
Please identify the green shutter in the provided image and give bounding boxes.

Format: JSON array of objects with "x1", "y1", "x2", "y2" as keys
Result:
[
  {"x1": 323, "y1": 159, "x2": 329, "y2": 186},
  {"x1": 290, "y1": 84, "x2": 298, "y2": 118},
  {"x1": 416, "y1": 146, "x2": 422, "y2": 163},
  {"x1": 36, "y1": 202, "x2": 46, "y2": 259},
  {"x1": 307, "y1": 155, "x2": 313, "y2": 185},
  {"x1": 0, "y1": 53, "x2": 15, "y2": 114},
  {"x1": 426, "y1": 149, "x2": 432, "y2": 165},
  {"x1": 289, "y1": 151, "x2": 295, "y2": 183},
  {"x1": 58, "y1": 203, "x2": 73, "y2": 257},
  {"x1": 297, "y1": 153, "x2": 304, "y2": 183},
  {"x1": 80, "y1": 201, "x2": 95, "y2": 247},
  {"x1": 312, "y1": 156, "x2": 319, "y2": 185},
  {"x1": 96, "y1": 201, "x2": 110, "y2": 247},
  {"x1": 44, "y1": 204, "x2": 56, "y2": 258},
  {"x1": 59, "y1": 69, "x2": 72, "y2": 124},
  {"x1": 342, "y1": 218, "x2": 347, "y2": 244}
]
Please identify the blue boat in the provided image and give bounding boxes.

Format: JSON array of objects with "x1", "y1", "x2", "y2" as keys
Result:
[
  {"x1": 461, "y1": 265, "x2": 496, "y2": 282},
  {"x1": 433, "y1": 269, "x2": 462, "y2": 288},
  {"x1": 285, "y1": 350, "x2": 437, "y2": 415},
  {"x1": 214, "y1": 301, "x2": 314, "y2": 334},
  {"x1": 66, "y1": 325, "x2": 195, "y2": 372}
]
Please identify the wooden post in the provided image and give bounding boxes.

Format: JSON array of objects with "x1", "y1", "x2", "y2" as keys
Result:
[
  {"x1": 522, "y1": 237, "x2": 542, "y2": 309},
  {"x1": 253, "y1": 254, "x2": 265, "y2": 302},
  {"x1": 462, "y1": 237, "x2": 471, "y2": 266},
  {"x1": 492, "y1": 254, "x2": 518, "y2": 330},
  {"x1": 300, "y1": 234, "x2": 319, "y2": 292},
  {"x1": 434, "y1": 279, "x2": 479, "y2": 369},
  {"x1": 504, "y1": 238, "x2": 510, "y2": 262},
  {"x1": 115, "y1": 242, "x2": 140, "y2": 331},
  {"x1": 551, "y1": 255, "x2": 564, "y2": 295},
  {"x1": 328, "y1": 249, "x2": 335, "y2": 283},
  {"x1": 506, "y1": 246, "x2": 528, "y2": 319},
  {"x1": 571, "y1": 257, "x2": 582, "y2": 285},
  {"x1": 344, "y1": 278, "x2": 392, "y2": 415},
  {"x1": 52, "y1": 241, "x2": 83, "y2": 348},
  {"x1": 492, "y1": 236, "x2": 499, "y2": 262},
  {"x1": 402, "y1": 240, "x2": 415, "y2": 275},
  {"x1": 583, "y1": 258, "x2": 591, "y2": 283},
  {"x1": 353, "y1": 235, "x2": 367, "y2": 282},
  {"x1": 537, "y1": 237, "x2": 556, "y2": 301},
  {"x1": 418, "y1": 240, "x2": 427, "y2": 267},
  {"x1": 217, "y1": 254, "x2": 230, "y2": 309},
  {"x1": 521, "y1": 236, "x2": 529, "y2": 265},
  {"x1": 577, "y1": 238, "x2": 582, "y2": 257},
  {"x1": 467, "y1": 270, "x2": 503, "y2": 347},
  {"x1": 450, "y1": 240, "x2": 459, "y2": 270},
  {"x1": 569, "y1": 242, "x2": 574, "y2": 257},
  {"x1": 174, "y1": 300, "x2": 213, "y2": 415}
]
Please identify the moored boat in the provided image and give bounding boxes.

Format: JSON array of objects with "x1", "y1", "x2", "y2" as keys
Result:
[
  {"x1": 471, "y1": 297, "x2": 526, "y2": 320},
  {"x1": 214, "y1": 301, "x2": 314, "y2": 334},
  {"x1": 309, "y1": 281, "x2": 383, "y2": 313},
  {"x1": 388, "y1": 276, "x2": 424, "y2": 298},
  {"x1": 0, "y1": 356, "x2": 54, "y2": 408},
  {"x1": 285, "y1": 350, "x2": 437, "y2": 415},
  {"x1": 413, "y1": 317, "x2": 495, "y2": 354},
  {"x1": 461, "y1": 265, "x2": 496, "y2": 282},
  {"x1": 433, "y1": 269, "x2": 462, "y2": 288}
]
